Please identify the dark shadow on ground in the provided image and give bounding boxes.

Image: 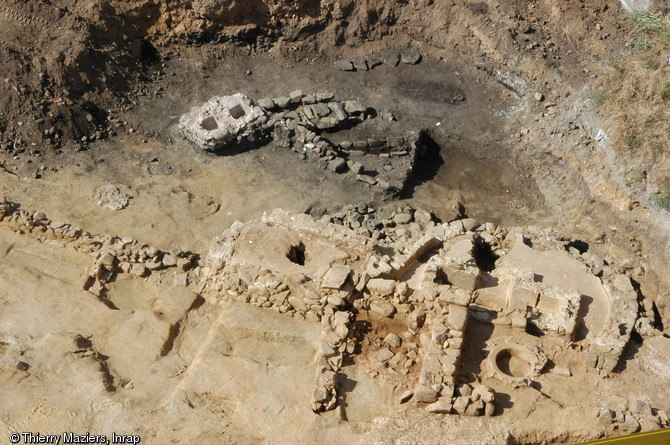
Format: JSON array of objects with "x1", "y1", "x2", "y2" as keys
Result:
[{"x1": 400, "y1": 132, "x2": 444, "y2": 199}]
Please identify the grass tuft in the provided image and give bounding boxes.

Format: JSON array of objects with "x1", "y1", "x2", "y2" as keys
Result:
[
  {"x1": 653, "y1": 181, "x2": 670, "y2": 210},
  {"x1": 599, "y1": 8, "x2": 670, "y2": 157}
]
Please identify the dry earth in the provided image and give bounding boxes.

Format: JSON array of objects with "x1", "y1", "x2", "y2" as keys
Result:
[{"x1": 0, "y1": 0, "x2": 669, "y2": 444}]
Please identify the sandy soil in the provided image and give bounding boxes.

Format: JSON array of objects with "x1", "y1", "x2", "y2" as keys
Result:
[{"x1": 0, "y1": 0, "x2": 669, "y2": 444}]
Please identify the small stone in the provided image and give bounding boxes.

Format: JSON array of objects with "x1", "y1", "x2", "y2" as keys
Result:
[
  {"x1": 453, "y1": 396, "x2": 471, "y2": 414},
  {"x1": 472, "y1": 385, "x2": 495, "y2": 403},
  {"x1": 447, "y1": 304, "x2": 469, "y2": 331},
  {"x1": 316, "y1": 91, "x2": 334, "y2": 102},
  {"x1": 327, "y1": 295, "x2": 345, "y2": 307},
  {"x1": 96, "y1": 184, "x2": 129, "y2": 211},
  {"x1": 485, "y1": 402, "x2": 496, "y2": 416},
  {"x1": 456, "y1": 383, "x2": 473, "y2": 397},
  {"x1": 399, "y1": 390, "x2": 413, "y2": 404},
  {"x1": 328, "y1": 157, "x2": 347, "y2": 173},
  {"x1": 174, "y1": 274, "x2": 189, "y2": 287},
  {"x1": 443, "y1": 263, "x2": 481, "y2": 292},
  {"x1": 585, "y1": 351, "x2": 599, "y2": 368},
  {"x1": 296, "y1": 93, "x2": 313, "y2": 104},
  {"x1": 598, "y1": 408, "x2": 614, "y2": 427},
  {"x1": 289, "y1": 90, "x2": 304, "y2": 104},
  {"x1": 356, "y1": 174, "x2": 378, "y2": 185},
  {"x1": 393, "y1": 213, "x2": 414, "y2": 224},
  {"x1": 288, "y1": 296, "x2": 308, "y2": 312},
  {"x1": 426, "y1": 398, "x2": 453, "y2": 414},
  {"x1": 384, "y1": 333, "x2": 402, "y2": 348},
  {"x1": 400, "y1": 48, "x2": 421, "y2": 65},
  {"x1": 162, "y1": 254, "x2": 177, "y2": 267},
  {"x1": 258, "y1": 98, "x2": 275, "y2": 110},
  {"x1": 632, "y1": 400, "x2": 653, "y2": 416},
  {"x1": 335, "y1": 59, "x2": 354, "y2": 71},
  {"x1": 145, "y1": 246, "x2": 160, "y2": 258},
  {"x1": 321, "y1": 264, "x2": 352, "y2": 290},
  {"x1": 550, "y1": 367, "x2": 571, "y2": 377},
  {"x1": 414, "y1": 385, "x2": 439, "y2": 404},
  {"x1": 370, "y1": 299, "x2": 396, "y2": 318},
  {"x1": 408, "y1": 309, "x2": 426, "y2": 329},
  {"x1": 414, "y1": 208, "x2": 433, "y2": 225},
  {"x1": 377, "y1": 348, "x2": 395, "y2": 362},
  {"x1": 98, "y1": 252, "x2": 116, "y2": 267},
  {"x1": 460, "y1": 218, "x2": 479, "y2": 232},
  {"x1": 177, "y1": 257, "x2": 192, "y2": 271},
  {"x1": 466, "y1": 400, "x2": 484, "y2": 416},
  {"x1": 621, "y1": 414, "x2": 641, "y2": 434},
  {"x1": 274, "y1": 97, "x2": 291, "y2": 108},
  {"x1": 130, "y1": 263, "x2": 148, "y2": 277},
  {"x1": 353, "y1": 58, "x2": 369, "y2": 71},
  {"x1": 367, "y1": 278, "x2": 396, "y2": 295},
  {"x1": 381, "y1": 49, "x2": 400, "y2": 67},
  {"x1": 146, "y1": 260, "x2": 162, "y2": 270},
  {"x1": 639, "y1": 416, "x2": 662, "y2": 432},
  {"x1": 534, "y1": 92, "x2": 545, "y2": 102}
]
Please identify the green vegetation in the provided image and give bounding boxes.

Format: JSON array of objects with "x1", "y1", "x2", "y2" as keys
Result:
[
  {"x1": 600, "y1": 8, "x2": 670, "y2": 157},
  {"x1": 630, "y1": 10, "x2": 668, "y2": 32},
  {"x1": 653, "y1": 181, "x2": 670, "y2": 210}
]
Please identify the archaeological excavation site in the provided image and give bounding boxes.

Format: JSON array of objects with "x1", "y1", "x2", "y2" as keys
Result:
[{"x1": 1, "y1": 0, "x2": 670, "y2": 444}]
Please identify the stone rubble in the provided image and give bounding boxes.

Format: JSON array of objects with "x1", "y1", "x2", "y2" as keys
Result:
[
  {"x1": 180, "y1": 92, "x2": 424, "y2": 195},
  {"x1": 597, "y1": 398, "x2": 670, "y2": 433},
  {"x1": 198, "y1": 202, "x2": 662, "y2": 416},
  {"x1": 1, "y1": 194, "x2": 663, "y2": 425},
  {"x1": 95, "y1": 184, "x2": 130, "y2": 211},
  {"x1": 0, "y1": 197, "x2": 197, "y2": 302},
  {"x1": 335, "y1": 48, "x2": 421, "y2": 72},
  {"x1": 179, "y1": 93, "x2": 267, "y2": 151}
]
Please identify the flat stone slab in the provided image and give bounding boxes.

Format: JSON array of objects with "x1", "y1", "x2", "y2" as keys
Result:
[{"x1": 321, "y1": 264, "x2": 352, "y2": 290}]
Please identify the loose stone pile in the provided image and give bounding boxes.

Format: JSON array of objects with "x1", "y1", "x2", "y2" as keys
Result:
[
  {"x1": 598, "y1": 397, "x2": 670, "y2": 434},
  {"x1": 335, "y1": 48, "x2": 422, "y2": 71},
  {"x1": 180, "y1": 92, "x2": 423, "y2": 194}
]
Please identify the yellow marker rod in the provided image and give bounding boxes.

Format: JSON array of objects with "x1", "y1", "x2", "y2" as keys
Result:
[{"x1": 580, "y1": 429, "x2": 670, "y2": 445}]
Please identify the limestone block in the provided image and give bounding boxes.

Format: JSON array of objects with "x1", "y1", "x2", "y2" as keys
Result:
[
  {"x1": 447, "y1": 304, "x2": 469, "y2": 331},
  {"x1": 414, "y1": 385, "x2": 439, "y2": 403},
  {"x1": 443, "y1": 262, "x2": 481, "y2": 292},
  {"x1": 509, "y1": 286, "x2": 539, "y2": 311},
  {"x1": 179, "y1": 93, "x2": 266, "y2": 151},
  {"x1": 321, "y1": 264, "x2": 352, "y2": 290}
]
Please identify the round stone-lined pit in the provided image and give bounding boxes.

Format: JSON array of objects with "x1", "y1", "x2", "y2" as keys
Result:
[{"x1": 490, "y1": 343, "x2": 537, "y2": 380}]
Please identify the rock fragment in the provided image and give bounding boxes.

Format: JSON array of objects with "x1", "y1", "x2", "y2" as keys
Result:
[
  {"x1": 400, "y1": 48, "x2": 421, "y2": 65},
  {"x1": 335, "y1": 59, "x2": 354, "y2": 71},
  {"x1": 381, "y1": 49, "x2": 400, "y2": 67},
  {"x1": 95, "y1": 185, "x2": 129, "y2": 211}
]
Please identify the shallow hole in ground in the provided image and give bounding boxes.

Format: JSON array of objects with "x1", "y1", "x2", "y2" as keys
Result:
[
  {"x1": 474, "y1": 239, "x2": 498, "y2": 272},
  {"x1": 286, "y1": 242, "x2": 307, "y2": 266},
  {"x1": 495, "y1": 348, "x2": 532, "y2": 379}
]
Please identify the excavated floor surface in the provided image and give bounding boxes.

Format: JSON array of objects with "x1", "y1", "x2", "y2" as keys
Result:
[{"x1": 0, "y1": 1, "x2": 669, "y2": 444}]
